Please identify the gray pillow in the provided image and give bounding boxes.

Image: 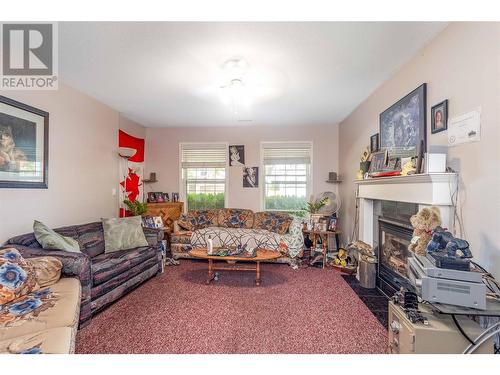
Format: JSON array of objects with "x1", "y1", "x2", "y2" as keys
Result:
[
  {"x1": 102, "y1": 216, "x2": 148, "y2": 253},
  {"x1": 33, "y1": 220, "x2": 81, "y2": 253}
]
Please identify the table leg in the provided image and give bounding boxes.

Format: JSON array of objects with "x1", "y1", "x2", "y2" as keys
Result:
[
  {"x1": 207, "y1": 259, "x2": 213, "y2": 284},
  {"x1": 256, "y1": 261, "x2": 261, "y2": 286}
]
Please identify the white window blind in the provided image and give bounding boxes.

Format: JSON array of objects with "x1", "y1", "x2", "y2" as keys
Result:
[
  {"x1": 181, "y1": 144, "x2": 227, "y2": 168},
  {"x1": 262, "y1": 142, "x2": 312, "y2": 165}
]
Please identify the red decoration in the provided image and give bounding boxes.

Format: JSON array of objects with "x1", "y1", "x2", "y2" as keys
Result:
[
  {"x1": 120, "y1": 168, "x2": 142, "y2": 202},
  {"x1": 118, "y1": 130, "x2": 144, "y2": 163}
]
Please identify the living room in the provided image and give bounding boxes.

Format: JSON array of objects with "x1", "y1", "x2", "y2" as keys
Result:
[{"x1": 1, "y1": 1, "x2": 500, "y2": 372}]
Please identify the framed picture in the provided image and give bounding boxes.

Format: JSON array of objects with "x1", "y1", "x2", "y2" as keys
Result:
[
  {"x1": 0, "y1": 96, "x2": 49, "y2": 188},
  {"x1": 153, "y1": 216, "x2": 164, "y2": 228},
  {"x1": 229, "y1": 145, "x2": 245, "y2": 166},
  {"x1": 370, "y1": 133, "x2": 379, "y2": 153},
  {"x1": 431, "y1": 99, "x2": 448, "y2": 134},
  {"x1": 379, "y1": 83, "x2": 426, "y2": 159},
  {"x1": 368, "y1": 150, "x2": 388, "y2": 174},
  {"x1": 328, "y1": 215, "x2": 338, "y2": 232},
  {"x1": 147, "y1": 192, "x2": 157, "y2": 203},
  {"x1": 243, "y1": 166, "x2": 258, "y2": 188}
]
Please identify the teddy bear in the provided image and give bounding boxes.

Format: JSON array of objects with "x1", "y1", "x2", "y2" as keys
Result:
[{"x1": 408, "y1": 206, "x2": 442, "y2": 256}]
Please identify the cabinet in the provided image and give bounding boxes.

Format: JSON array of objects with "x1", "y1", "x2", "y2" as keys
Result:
[{"x1": 145, "y1": 202, "x2": 184, "y2": 234}]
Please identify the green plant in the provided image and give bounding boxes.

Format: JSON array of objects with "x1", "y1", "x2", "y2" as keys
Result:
[
  {"x1": 123, "y1": 199, "x2": 148, "y2": 216},
  {"x1": 304, "y1": 196, "x2": 328, "y2": 214},
  {"x1": 187, "y1": 193, "x2": 225, "y2": 210}
]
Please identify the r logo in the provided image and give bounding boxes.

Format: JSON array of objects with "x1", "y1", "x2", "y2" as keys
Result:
[{"x1": 2, "y1": 24, "x2": 53, "y2": 76}]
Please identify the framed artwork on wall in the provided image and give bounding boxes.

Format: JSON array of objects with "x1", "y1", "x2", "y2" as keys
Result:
[
  {"x1": 370, "y1": 133, "x2": 379, "y2": 153},
  {"x1": 229, "y1": 145, "x2": 245, "y2": 166},
  {"x1": 0, "y1": 96, "x2": 49, "y2": 189},
  {"x1": 368, "y1": 150, "x2": 388, "y2": 174},
  {"x1": 379, "y1": 83, "x2": 426, "y2": 159},
  {"x1": 431, "y1": 99, "x2": 448, "y2": 134},
  {"x1": 243, "y1": 166, "x2": 258, "y2": 188}
]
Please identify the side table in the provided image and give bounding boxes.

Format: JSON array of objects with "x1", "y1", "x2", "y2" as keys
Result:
[{"x1": 302, "y1": 229, "x2": 341, "y2": 268}]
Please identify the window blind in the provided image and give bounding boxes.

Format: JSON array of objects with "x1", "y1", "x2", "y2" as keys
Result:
[
  {"x1": 262, "y1": 143, "x2": 312, "y2": 165},
  {"x1": 181, "y1": 144, "x2": 227, "y2": 168}
]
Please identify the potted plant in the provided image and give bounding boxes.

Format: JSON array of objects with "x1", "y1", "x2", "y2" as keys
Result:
[
  {"x1": 305, "y1": 195, "x2": 328, "y2": 223},
  {"x1": 123, "y1": 199, "x2": 148, "y2": 216}
]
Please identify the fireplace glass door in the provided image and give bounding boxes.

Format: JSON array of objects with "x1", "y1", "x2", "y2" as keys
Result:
[{"x1": 377, "y1": 219, "x2": 414, "y2": 295}]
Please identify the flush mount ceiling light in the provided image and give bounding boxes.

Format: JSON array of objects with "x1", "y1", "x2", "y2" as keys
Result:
[{"x1": 220, "y1": 59, "x2": 252, "y2": 117}]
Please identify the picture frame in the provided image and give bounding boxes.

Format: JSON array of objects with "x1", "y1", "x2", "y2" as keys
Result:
[
  {"x1": 0, "y1": 96, "x2": 49, "y2": 188},
  {"x1": 147, "y1": 192, "x2": 157, "y2": 203},
  {"x1": 368, "y1": 150, "x2": 388, "y2": 174},
  {"x1": 370, "y1": 133, "x2": 379, "y2": 153},
  {"x1": 431, "y1": 99, "x2": 448, "y2": 134},
  {"x1": 229, "y1": 145, "x2": 245, "y2": 166},
  {"x1": 242, "y1": 166, "x2": 258, "y2": 188},
  {"x1": 379, "y1": 83, "x2": 426, "y2": 159}
]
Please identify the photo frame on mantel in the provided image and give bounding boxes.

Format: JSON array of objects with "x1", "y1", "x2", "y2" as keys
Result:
[{"x1": 0, "y1": 96, "x2": 49, "y2": 188}]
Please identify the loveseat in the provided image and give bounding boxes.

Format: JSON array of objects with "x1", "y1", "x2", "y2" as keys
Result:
[
  {"x1": 5, "y1": 221, "x2": 163, "y2": 327},
  {"x1": 0, "y1": 248, "x2": 81, "y2": 354},
  {"x1": 170, "y1": 208, "x2": 303, "y2": 264}
]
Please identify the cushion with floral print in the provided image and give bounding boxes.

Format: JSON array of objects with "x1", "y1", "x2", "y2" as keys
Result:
[
  {"x1": 217, "y1": 209, "x2": 254, "y2": 229},
  {"x1": 177, "y1": 210, "x2": 219, "y2": 231},
  {"x1": 253, "y1": 212, "x2": 293, "y2": 235},
  {"x1": 0, "y1": 248, "x2": 39, "y2": 305}
]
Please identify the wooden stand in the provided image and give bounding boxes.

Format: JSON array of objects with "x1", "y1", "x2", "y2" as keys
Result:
[{"x1": 303, "y1": 229, "x2": 341, "y2": 268}]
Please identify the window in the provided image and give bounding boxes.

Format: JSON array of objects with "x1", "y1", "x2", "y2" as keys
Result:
[
  {"x1": 261, "y1": 142, "x2": 312, "y2": 211},
  {"x1": 180, "y1": 143, "x2": 227, "y2": 211}
]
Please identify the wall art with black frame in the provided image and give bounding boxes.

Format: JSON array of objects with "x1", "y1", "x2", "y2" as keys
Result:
[
  {"x1": 0, "y1": 96, "x2": 49, "y2": 188},
  {"x1": 379, "y1": 83, "x2": 426, "y2": 159}
]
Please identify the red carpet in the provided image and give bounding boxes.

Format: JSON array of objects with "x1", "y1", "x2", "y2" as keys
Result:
[{"x1": 76, "y1": 260, "x2": 388, "y2": 354}]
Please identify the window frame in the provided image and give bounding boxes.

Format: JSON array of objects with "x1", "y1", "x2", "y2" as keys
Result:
[
  {"x1": 260, "y1": 141, "x2": 313, "y2": 212},
  {"x1": 179, "y1": 142, "x2": 229, "y2": 212}
]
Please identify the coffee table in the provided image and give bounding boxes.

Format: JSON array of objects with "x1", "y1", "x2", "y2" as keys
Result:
[{"x1": 188, "y1": 248, "x2": 281, "y2": 286}]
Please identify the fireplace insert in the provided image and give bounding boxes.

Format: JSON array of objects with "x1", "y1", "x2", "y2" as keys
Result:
[{"x1": 377, "y1": 218, "x2": 415, "y2": 296}]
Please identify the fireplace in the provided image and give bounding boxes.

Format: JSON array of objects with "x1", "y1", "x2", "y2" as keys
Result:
[{"x1": 376, "y1": 201, "x2": 417, "y2": 296}]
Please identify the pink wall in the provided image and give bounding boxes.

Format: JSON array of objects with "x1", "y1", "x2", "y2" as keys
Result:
[
  {"x1": 0, "y1": 83, "x2": 145, "y2": 242},
  {"x1": 145, "y1": 124, "x2": 339, "y2": 212},
  {"x1": 339, "y1": 23, "x2": 500, "y2": 275}
]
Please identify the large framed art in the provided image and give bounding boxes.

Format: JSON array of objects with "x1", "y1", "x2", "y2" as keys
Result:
[
  {"x1": 379, "y1": 83, "x2": 426, "y2": 159},
  {"x1": 0, "y1": 96, "x2": 49, "y2": 188}
]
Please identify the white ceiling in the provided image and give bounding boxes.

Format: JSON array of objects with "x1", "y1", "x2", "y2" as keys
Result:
[{"x1": 59, "y1": 22, "x2": 447, "y2": 127}]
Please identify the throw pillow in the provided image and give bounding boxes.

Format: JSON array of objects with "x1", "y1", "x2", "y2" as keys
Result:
[
  {"x1": 26, "y1": 257, "x2": 62, "y2": 288},
  {"x1": 253, "y1": 212, "x2": 293, "y2": 235},
  {"x1": 33, "y1": 221, "x2": 81, "y2": 253},
  {"x1": 102, "y1": 216, "x2": 149, "y2": 253},
  {"x1": 0, "y1": 248, "x2": 39, "y2": 305}
]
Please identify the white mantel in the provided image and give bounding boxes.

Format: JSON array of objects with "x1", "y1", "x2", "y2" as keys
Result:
[{"x1": 355, "y1": 173, "x2": 457, "y2": 246}]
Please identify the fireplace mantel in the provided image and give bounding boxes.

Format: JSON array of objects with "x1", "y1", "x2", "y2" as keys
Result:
[
  {"x1": 355, "y1": 173, "x2": 458, "y2": 206},
  {"x1": 355, "y1": 173, "x2": 457, "y2": 247}
]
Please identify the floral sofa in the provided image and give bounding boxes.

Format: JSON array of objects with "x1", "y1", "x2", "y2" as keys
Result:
[
  {"x1": 5, "y1": 221, "x2": 163, "y2": 328},
  {"x1": 170, "y1": 209, "x2": 303, "y2": 264},
  {"x1": 0, "y1": 248, "x2": 81, "y2": 354}
]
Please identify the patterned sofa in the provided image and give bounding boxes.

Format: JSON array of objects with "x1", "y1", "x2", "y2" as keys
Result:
[
  {"x1": 0, "y1": 248, "x2": 81, "y2": 354},
  {"x1": 170, "y1": 208, "x2": 303, "y2": 264},
  {"x1": 4, "y1": 221, "x2": 163, "y2": 327}
]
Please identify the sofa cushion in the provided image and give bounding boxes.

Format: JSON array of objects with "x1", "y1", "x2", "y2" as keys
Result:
[
  {"x1": 33, "y1": 221, "x2": 81, "y2": 253},
  {"x1": 91, "y1": 246, "x2": 157, "y2": 286},
  {"x1": 177, "y1": 210, "x2": 218, "y2": 231},
  {"x1": 102, "y1": 216, "x2": 148, "y2": 253},
  {"x1": 75, "y1": 222, "x2": 105, "y2": 258},
  {"x1": 217, "y1": 208, "x2": 254, "y2": 229},
  {"x1": 0, "y1": 277, "x2": 80, "y2": 341},
  {"x1": 0, "y1": 327, "x2": 74, "y2": 354},
  {"x1": 26, "y1": 257, "x2": 62, "y2": 288},
  {"x1": 253, "y1": 212, "x2": 293, "y2": 235},
  {"x1": 0, "y1": 248, "x2": 39, "y2": 305}
]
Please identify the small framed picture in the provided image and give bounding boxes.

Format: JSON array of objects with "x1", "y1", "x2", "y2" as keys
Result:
[
  {"x1": 370, "y1": 133, "x2": 379, "y2": 153},
  {"x1": 153, "y1": 216, "x2": 164, "y2": 229},
  {"x1": 368, "y1": 150, "x2": 388, "y2": 174},
  {"x1": 431, "y1": 100, "x2": 448, "y2": 134},
  {"x1": 147, "y1": 192, "x2": 157, "y2": 203}
]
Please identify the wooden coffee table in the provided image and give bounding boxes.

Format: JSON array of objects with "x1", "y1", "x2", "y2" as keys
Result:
[{"x1": 188, "y1": 248, "x2": 281, "y2": 286}]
